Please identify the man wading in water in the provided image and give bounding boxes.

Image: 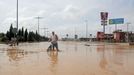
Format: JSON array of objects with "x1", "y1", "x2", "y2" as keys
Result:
[{"x1": 47, "y1": 31, "x2": 59, "y2": 51}]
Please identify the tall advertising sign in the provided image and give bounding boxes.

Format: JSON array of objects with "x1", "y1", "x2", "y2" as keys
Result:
[
  {"x1": 109, "y1": 18, "x2": 124, "y2": 32},
  {"x1": 109, "y1": 18, "x2": 124, "y2": 25},
  {"x1": 100, "y1": 12, "x2": 108, "y2": 34},
  {"x1": 101, "y1": 12, "x2": 108, "y2": 21}
]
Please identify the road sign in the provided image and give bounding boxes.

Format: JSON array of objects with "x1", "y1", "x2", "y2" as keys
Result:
[{"x1": 109, "y1": 18, "x2": 124, "y2": 24}]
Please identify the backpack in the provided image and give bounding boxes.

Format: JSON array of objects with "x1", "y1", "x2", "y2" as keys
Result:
[{"x1": 55, "y1": 35, "x2": 58, "y2": 40}]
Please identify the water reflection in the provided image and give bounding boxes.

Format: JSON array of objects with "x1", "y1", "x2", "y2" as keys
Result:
[
  {"x1": 96, "y1": 44, "x2": 134, "y2": 75},
  {"x1": 0, "y1": 42, "x2": 134, "y2": 75},
  {"x1": 97, "y1": 45, "x2": 125, "y2": 68},
  {"x1": 74, "y1": 42, "x2": 78, "y2": 51},
  {"x1": 97, "y1": 45, "x2": 108, "y2": 69},
  {"x1": 47, "y1": 51, "x2": 58, "y2": 74},
  {"x1": 7, "y1": 47, "x2": 25, "y2": 62},
  {"x1": 65, "y1": 42, "x2": 69, "y2": 51},
  {"x1": 47, "y1": 51, "x2": 58, "y2": 64},
  {"x1": 113, "y1": 45, "x2": 125, "y2": 66}
]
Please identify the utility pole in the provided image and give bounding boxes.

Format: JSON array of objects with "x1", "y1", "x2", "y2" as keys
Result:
[{"x1": 35, "y1": 16, "x2": 43, "y2": 35}]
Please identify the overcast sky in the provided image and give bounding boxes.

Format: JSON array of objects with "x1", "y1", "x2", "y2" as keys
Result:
[{"x1": 0, "y1": 0, "x2": 134, "y2": 38}]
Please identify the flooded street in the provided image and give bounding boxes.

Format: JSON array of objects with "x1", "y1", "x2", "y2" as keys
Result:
[{"x1": 0, "y1": 41, "x2": 134, "y2": 75}]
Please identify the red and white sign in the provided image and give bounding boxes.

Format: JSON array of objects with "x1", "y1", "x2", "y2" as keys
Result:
[{"x1": 101, "y1": 12, "x2": 108, "y2": 20}]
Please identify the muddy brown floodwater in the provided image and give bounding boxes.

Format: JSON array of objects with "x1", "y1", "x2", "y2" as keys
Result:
[{"x1": 0, "y1": 41, "x2": 134, "y2": 75}]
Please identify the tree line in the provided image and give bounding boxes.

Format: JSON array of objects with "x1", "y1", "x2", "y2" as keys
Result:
[{"x1": 0, "y1": 24, "x2": 49, "y2": 43}]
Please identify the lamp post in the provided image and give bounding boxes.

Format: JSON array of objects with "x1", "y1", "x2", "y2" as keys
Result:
[
  {"x1": 126, "y1": 22, "x2": 131, "y2": 42},
  {"x1": 16, "y1": 0, "x2": 19, "y2": 45},
  {"x1": 16, "y1": 0, "x2": 18, "y2": 30},
  {"x1": 85, "y1": 20, "x2": 88, "y2": 41}
]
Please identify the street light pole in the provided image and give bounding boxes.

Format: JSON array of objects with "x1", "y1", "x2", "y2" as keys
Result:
[
  {"x1": 126, "y1": 22, "x2": 131, "y2": 42},
  {"x1": 85, "y1": 20, "x2": 88, "y2": 41},
  {"x1": 85, "y1": 20, "x2": 90, "y2": 46},
  {"x1": 127, "y1": 22, "x2": 131, "y2": 33},
  {"x1": 16, "y1": 0, "x2": 19, "y2": 45},
  {"x1": 16, "y1": 0, "x2": 18, "y2": 30}
]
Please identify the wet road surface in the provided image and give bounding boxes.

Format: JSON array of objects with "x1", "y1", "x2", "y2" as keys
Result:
[{"x1": 0, "y1": 41, "x2": 134, "y2": 75}]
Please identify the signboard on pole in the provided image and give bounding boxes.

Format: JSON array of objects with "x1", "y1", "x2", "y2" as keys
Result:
[
  {"x1": 101, "y1": 12, "x2": 108, "y2": 21},
  {"x1": 101, "y1": 21, "x2": 107, "y2": 26},
  {"x1": 100, "y1": 12, "x2": 108, "y2": 34},
  {"x1": 109, "y1": 18, "x2": 124, "y2": 24}
]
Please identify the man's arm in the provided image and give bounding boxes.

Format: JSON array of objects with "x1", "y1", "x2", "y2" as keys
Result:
[{"x1": 48, "y1": 36, "x2": 52, "y2": 42}]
